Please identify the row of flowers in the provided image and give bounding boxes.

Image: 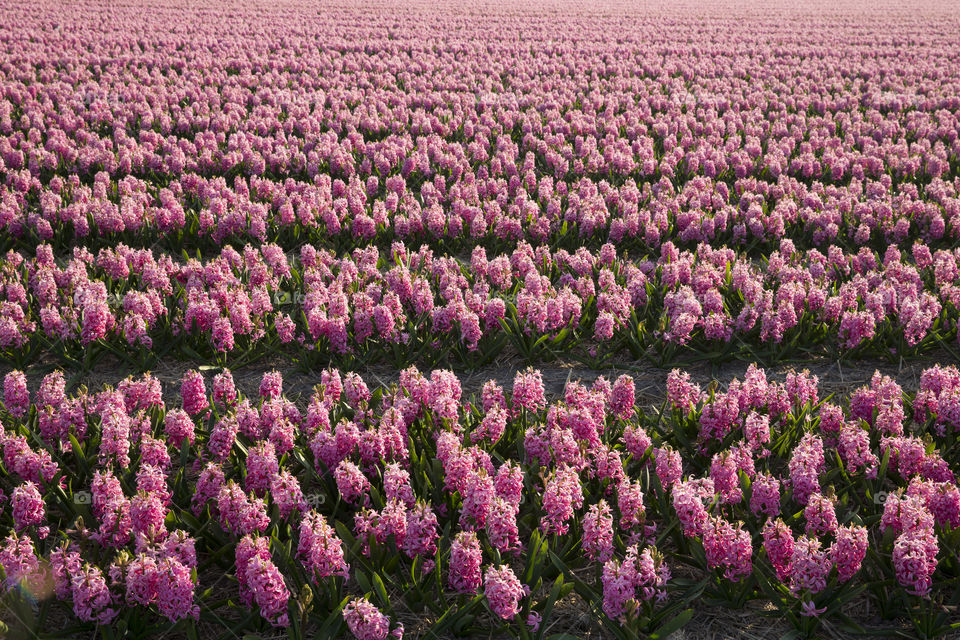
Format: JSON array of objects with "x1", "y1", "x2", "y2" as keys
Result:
[
  {"x1": 0, "y1": 239, "x2": 957, "y2": 369},
  {"x1": 3, "y1": 167, "x2": 959, "y2": 256},
  {"x1": 1, "y1": 3, "x2": 960, "y2": 253},
  {"x1": 2, "y1": 364, "x2": 960, "y2": 639}
]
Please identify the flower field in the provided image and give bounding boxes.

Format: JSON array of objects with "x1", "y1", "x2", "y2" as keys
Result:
[{"x1": 1, "y1": 0, "x2": 960, "y2": 638}]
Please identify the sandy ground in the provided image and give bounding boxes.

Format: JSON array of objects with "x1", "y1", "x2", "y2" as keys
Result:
[{"x1": 7, "y1": 344, "x2": 951, "y2": 410}]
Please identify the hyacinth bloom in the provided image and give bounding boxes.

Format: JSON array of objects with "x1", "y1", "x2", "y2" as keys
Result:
[
  {"x1": 344, "y1": 373, "x2": 372, "y2": 408},
  {"x1": 789, "y1": 536, "x2": 831, "y2": 597},
  {"x1": 582, "y1": 500, "x2": 615, "y2": 563},
  {"x1": 3, "y1": 371, "x2": 29, "y2": 419},
  {"x1": 602, "y1": 545, "x2": 670, "y2": 622},
  {"x1": 618, "y1": 478, "x2": 646, "y2": 530},
  {"x1": 270, "y1": 470, "x2": 307, "y2": 519},
  {"x1": 838, "y1": 423, "x2": 879, "y2": 475},
  {"x1": 540, "y1": 464, "x2": 584, "y2": 535},
  {"x1": 803, "y1": 493, "x2": 838, "y2": 537},
  {"x1": 459, "y1": 471, "x2": 495, "y2": 529},
  {"x1": 622, "y1": 424, "x2": 652, "y2": 459},
  {"x1": 71, "y1": 563, "x2": 117, "y2": 624},
  {"x1": 763, "y1": 519, "x2": 795, "y2": 583},
  {"x1": 448, "y1": 531, "x2": 482, "y2": 594},
  {"x1": 484, "y1": 565, "x2": 526, "y2": 620},
  {"x1": 157, "y1": 557, "x2": 200, "y2": 622},
  {"x1": 236, "y1": 536, "x2": 290, "y2": 628},
  {"x1": 243, "y1": 555, "x2": 290, "y2": 627},
  {"x1": 217, "y1": 483, "x2": 270, "y2": 536},
  {"x1": 383, "y1": 463, "x2": 416, "y2": 507},
  {"x1": 335, "y1": 460, "x2": 371, "y2": 505},
  {"x1": 403, "y1": 502, "x2": 439, "y2": 566},
  {"x1": 744, "y1": 414, "x2": 771, "y2": 454},
  {"x1": 11, "y1": 481, "x2": 45, "y2": 532},
  {"x1": 208, "y1": 416, "x2": 239, "y2": 461},
  {"x1": 50, "y1": 546, "x2": 83, "y2": 602},
  {"x1": 164, "y1": 409, "x2": 195, "y2": 450},
  {"x1": 180, "y1": 370, "x2": 208, "y2": 416},
  {"x1": 655, "y1": 447, "x2": 683, "y2": 488},
  {"x1": 0, "y1": 534, "x2": 43, "y2": 594},
  {"x1": 789, "y1": 434, "x2": 825, "y2": 506},
  {"x1": 494, "y1": 461, "x2": 524, "y2": 507},
  {"x1": 130, "y1": 491, "x2": 167, "y2": 542},
  {"x1": 702, "y1": 517, "x2": 752, "y2": 582},
  {"x1": 245, "y1": 441, "x2": 280, "y2": 495},
  {"x1": 893, "y1": 528, "x2": 938, "y2": 598},
  {"x1": 610, "y1": 375, "x2": 636, "y2": 420},
  {"x1": 486, "y1": 497, "x2": 521, "y2": 554},
  {"x1": 830, "y1": 524, "x2": 868, "y2": 583},
  {"x1": 193, "y1": 463, "x2": 225, "y2": 515},
  {"x1": 212, "y1": 370, "x2": 238, "y2": 409},
  {"x1": 473, "y1": 405, "x2": 507, "y2": 444},
  {"x1": 666, "y1": 370, "x2": 702, "y2": 415},
  {"x1": 125, "y1": 554, "x2": 160, "y2": 607},
  {"x1": 710, "y1": 452, "x2": 742, "y2": 504},
  {"x1": 750, "y1": 473, "x2": 781, "y2": 518},
  {"x1": 672, "y1": 478, "x2": 713, "y2": 537},
  {"x1": 512, "y1": 369, "x2": 546, "y2": 414},
  {"x1": 343, "y1": 598, "x2": 393, "y2": 640}
]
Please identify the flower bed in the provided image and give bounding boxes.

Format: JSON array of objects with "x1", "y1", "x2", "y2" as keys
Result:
[
  {"x1": 1, "y1": 365, "x2": 960, "y2": 638},
  {"x1": 0, "y1": 240, "x2": 957, "y2": 369}
]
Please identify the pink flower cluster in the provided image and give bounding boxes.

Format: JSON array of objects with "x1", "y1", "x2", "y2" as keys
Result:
[
  {"x1": 602, "y1": 546, "x2": 670, "y2": 622},
  {"x1": 343, "y1": 597, "x2": 401, "y2": 640}
]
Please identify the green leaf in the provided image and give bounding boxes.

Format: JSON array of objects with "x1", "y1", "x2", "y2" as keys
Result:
[
  {"x1": 453, "y1": 613, "x2": 475, "y2": 634},
  {"x1": 549, "y1": 551, "x2": 598, "y2": 601},
  {"x1": 372, "y1": 573, "x2": 391, "y2": 610},
  {"x1": 317, "y1": 597, "x2": 351, "y2": 637},
  {"x1": 69, "y1": 433, "x2": 89, "y2": 474},
  {"x1": 354, "y1": 570, "x2": 372, "y2": 595},
  {"x1": 536, "y1": 576, "x2": 565, "y2": 640},
  {"x1": 523, "y1": 530, "x2": 546, "y2": 584},
  {"x1": 334, "y1": 521, "x2": 357, "y2": 547},
  {"x1": 649, "y1": 608, "x2": 693, "y2": 639}
]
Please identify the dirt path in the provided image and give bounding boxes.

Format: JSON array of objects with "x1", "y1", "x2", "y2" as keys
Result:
[{"x1": 9, "y1": 347, "x2": 950, "y2": 410}]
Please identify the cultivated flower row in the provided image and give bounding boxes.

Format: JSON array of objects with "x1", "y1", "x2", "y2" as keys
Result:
[
  {"x1": 0, "y1": 2, "x2": 959, "y2": 254},
  {"x1": 2, "y1": 364, "x2": 960, "y2": 639},
  {"x1": 0, "y1": 239, "x2": 957, "y2": 369},
  {"x1": 3, "y1": 159, "x2": 959, "y2": 257}
]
